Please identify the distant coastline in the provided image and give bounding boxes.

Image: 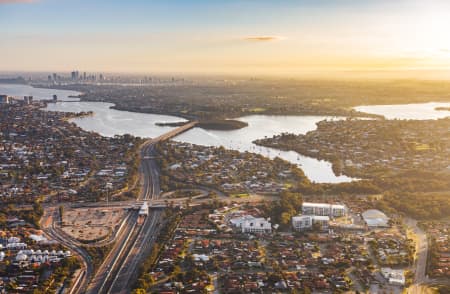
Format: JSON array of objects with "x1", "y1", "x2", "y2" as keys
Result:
[{"x1": 0, "y1": 77, "x2": 27, "y2": 84}]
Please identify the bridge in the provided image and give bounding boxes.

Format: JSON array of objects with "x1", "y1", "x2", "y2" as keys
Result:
[{"x1": 145, "y1": 121, "x2": 198, "y2": 145}]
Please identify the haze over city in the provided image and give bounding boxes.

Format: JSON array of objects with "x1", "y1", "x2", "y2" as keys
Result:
[{"x1": 2, "y1": 0, "x2": 450, "y2": 78}]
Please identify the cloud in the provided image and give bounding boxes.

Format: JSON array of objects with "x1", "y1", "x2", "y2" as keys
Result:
[
  {"x1": 0, "y1": 0, "x2": 36, "y2": 4},
  {"x1": 243, "y1": 36, "x2": 281, "y2": 42}
]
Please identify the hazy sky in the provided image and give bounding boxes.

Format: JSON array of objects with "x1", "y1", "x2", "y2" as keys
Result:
[{"x1": 1, "y1": 0, "x2": 450, "y2": 76}]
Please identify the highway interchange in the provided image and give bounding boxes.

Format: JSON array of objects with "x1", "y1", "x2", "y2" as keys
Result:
[{"x1": 41, "y1": 122, "x2": 197, "y2": 294}]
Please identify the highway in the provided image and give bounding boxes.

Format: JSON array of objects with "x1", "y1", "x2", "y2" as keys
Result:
[
  {"x1": 85, "y1": 212, "x2": 139, "y2": 294},
  {"x1": 107, "y1": 144, "x2": 163, "y2": 293},
  {"x1": 86, "y1": 121, "x2": 197, "y2": 294}
]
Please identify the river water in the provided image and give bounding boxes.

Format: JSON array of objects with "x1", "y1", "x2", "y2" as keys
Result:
[
  {"x1": 2, "y1": 84, "x2": 449, "y2": 183},
  {"x1": 0, "y1": 83, "x2": 81, "y2": 101},
  {"x1": 354, "y1": 102, "x2": 450, "y2": 120}
]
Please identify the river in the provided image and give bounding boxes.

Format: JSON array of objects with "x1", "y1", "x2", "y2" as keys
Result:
[
  {"x1": 2, "y1": 84, "x2": 449, "y2": 184},
  {"x1": 354, "y1": 102, "x2": 450, "y2": 120}
]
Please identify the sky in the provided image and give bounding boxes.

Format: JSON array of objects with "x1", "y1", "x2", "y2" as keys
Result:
[{"x1": 1, "y1": 0, "x2": 450, "y2": 77}]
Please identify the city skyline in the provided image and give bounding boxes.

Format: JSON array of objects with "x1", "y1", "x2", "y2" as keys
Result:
[{"x1": 2, "y1": 0, "x2": 450, "y2": 78}]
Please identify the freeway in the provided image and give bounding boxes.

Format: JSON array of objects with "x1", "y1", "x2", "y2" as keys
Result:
[
  {"x1": 106, "y1": 142, "x2": 163, "y2": 293},
  {"x1": 86, "y1": 122, "x2": 197, "y2": 293},
  {"x1": 40, "y1": 121, "x2": 197, "y2": 294},
  {"x1": 85, "y1": 212, "x2": 139, "y2": 294}
]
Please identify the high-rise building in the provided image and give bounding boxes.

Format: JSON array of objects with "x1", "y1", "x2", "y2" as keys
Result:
[
  {"x1": 0, "y1": 95, "x2": 10, "y2": 104},
  {"x1": 24, "y1": 96, "x2": 33, "y2": 104},
  {"x1": 52, "y1": 73, "x2": 57, "y2": 81},
  {"x1": 71, "y1": 71, "x2": 79, "y2": 81}
]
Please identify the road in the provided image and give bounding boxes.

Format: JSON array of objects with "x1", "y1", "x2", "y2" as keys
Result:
[
  {"x1": 41, "y1": 122, "x2": 196, "y2": 294},
  {"x1": 106, "y1": 143, "x2": 163, "y2": 293},
  {"x1": 86, "y1": 122, "x2": 197, "y2": 294},
  {"x1": 41, "y1": 207, "x2": 94, "y2": 294},
  {"x1": 85, "y1": 212, "x2": 139, "y2": 294},
  {"x1": 405, "y1": 218, "x2": 430, "y2": 294}
]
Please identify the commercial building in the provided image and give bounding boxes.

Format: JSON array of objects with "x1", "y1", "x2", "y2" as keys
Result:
[
  {"x1": 292, "y1": 215, "x2": 330, "y2": 231},
  {"x1": 302, "y1": 202, "x2": 347, "y2": 218},
  {"x1": 230, "y1": 215, "x2": 272, "y2": 234}
]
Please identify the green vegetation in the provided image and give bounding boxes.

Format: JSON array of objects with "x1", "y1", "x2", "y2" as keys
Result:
[
  {"x1": 132, "y1": 212, "x2": 182, "y2": 292},
  {"x1": 377, "y1": 192, "x2": 450, "y2": 220},
  {"x1": 196, "y1": 119, "x2": 248, "y2": 130},
  {"x1": 51, "y1": 79, "x2": 450, "y2": 120},
  {"x1": 262, "y1": 191, "x2": 303, "y2": 228},
  {"x1": 83, "y1": 244, "x2": 113, "y2": 271}
]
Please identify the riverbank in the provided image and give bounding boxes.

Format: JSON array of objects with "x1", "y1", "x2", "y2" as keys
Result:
[
  {"x1": 254, "y1": 118, "x2": 450, "y2": 179},
  {"x1": 33, "y1": 82, "x2": 398, "y2": 121}
]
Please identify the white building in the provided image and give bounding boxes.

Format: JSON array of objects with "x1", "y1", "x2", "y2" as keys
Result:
[
  {"x1": 381, "y1": 268, "x2": 405, "y2": 285},
  {"x1": 230, "y1": 215, "x2": 272, "y2": 234},
  {"x1": 302, "y1": 202, "x2": 347, "y2": 217},
  {"x1": 292, "y1": 215, "x2": 330, "y2": 231},
  {"x1": 362, "y1": 209, "x2": 390, "y2": 228}
]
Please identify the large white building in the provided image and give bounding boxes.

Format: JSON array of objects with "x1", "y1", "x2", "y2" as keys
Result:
[
  {"x1": 302, "y1": 202, "x2": 347, "y2": 218},
  {"x1": 381, "y1": 268, "x2": 405, "y2": 285},
  {"x1": 230, "y1": 215, "x2": 272, "y2": 234},
  {"x1": 362, "y1": 209, "x2": 390, "y2": 228},
  {"x1": 292, "y1": 215, "x2": 330, "y2": 231}
]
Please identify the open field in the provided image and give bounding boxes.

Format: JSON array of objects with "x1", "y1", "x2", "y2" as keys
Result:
[{"x1": 61, "y1": 207, "x2": 126, "y2": 243}]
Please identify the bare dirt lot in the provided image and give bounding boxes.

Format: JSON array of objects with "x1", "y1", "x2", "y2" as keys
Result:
[{"x1": 61, "y1": 207, "x2": 126, "y2": 243}]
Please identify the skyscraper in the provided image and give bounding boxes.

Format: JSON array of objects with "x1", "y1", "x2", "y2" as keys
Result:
[{"x1": 71, "y1": 71, "x2": 79, "y2": 81}]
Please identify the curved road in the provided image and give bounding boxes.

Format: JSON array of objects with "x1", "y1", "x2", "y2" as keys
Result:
[
  {"x1": 405, "y1": 218, "x2": 430, "y2": 294},
  {"x1": 41, "y1": 207, "x2": 94, "y2": 294}
]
